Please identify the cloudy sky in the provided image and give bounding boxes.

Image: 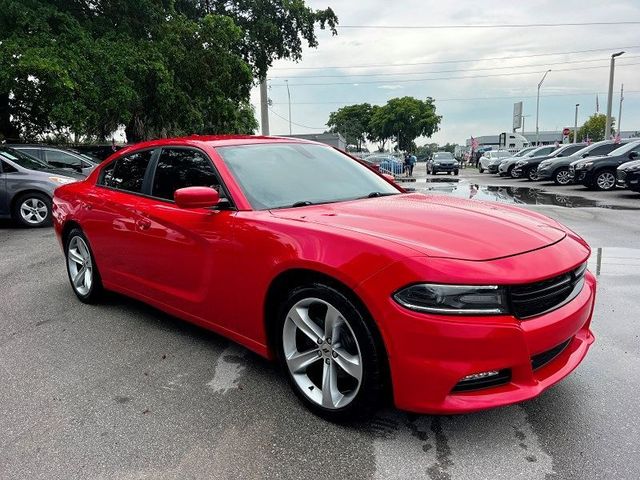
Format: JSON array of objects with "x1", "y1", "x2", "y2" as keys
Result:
[{"x1": 250, "y1": 0, "x2": 640, "y2": 146}]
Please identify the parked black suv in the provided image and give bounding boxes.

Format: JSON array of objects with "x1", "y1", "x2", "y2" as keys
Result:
[
  {"x1": 512, "y1": 143, "x2": 585, "y2": 181},
  {"x1": 538, "y1": 140, "x2": 629, "y2": 186},
  {"x1": 617, "y1": 159, "x2": 640, "y2": 193},
  {"x1": 570, "y1": 139, "x2": 640, "y2": 190}
]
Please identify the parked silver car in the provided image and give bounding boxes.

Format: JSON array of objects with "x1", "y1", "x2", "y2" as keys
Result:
[
  {"x1": 0, "y1": 147, "x2": 83, "y2": 227},
  {"x1": 8, "y1": 144, "x2": 98, "y2": 176}
]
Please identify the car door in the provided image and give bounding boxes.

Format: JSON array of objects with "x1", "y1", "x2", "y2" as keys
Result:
[
  {"x1": 81, "y1": 148, "x2": 157, "y2": 289},
  {"x1": 126, "y1": 146, "x2": 237, "y2": 322}
]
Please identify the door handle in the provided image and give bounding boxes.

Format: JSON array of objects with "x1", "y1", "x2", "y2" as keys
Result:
[{"x1": 136, "y1": 219, "x2": 151, "y2": 230}]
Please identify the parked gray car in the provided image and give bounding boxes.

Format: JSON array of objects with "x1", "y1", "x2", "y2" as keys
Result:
[
  {"x1": 8, "y1": 144, "x2": 98, "y2": 176},
  {"x1": 0, "y1": 147, "x2": 83, "y2": 227}
]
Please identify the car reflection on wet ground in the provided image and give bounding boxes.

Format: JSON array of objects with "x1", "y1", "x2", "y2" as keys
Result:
[{"x1": 408, "y1": 178, "x2": 640, "y2": 210}]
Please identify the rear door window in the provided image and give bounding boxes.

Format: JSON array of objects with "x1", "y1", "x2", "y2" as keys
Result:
[
  {"x1": 589, "y1": 144, "x2": 619, "y2": 156},
  {"x1": 151, "y1": 148, "x2": 221, "y2": 201},
  {"x1": 45, "y1": 149, "x2": 81, "y2": 168},
  {"x1": 101, "y1": 150, "x2": 154, "y2": 193}
]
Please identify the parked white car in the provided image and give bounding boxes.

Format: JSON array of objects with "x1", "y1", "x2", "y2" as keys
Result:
[{"x1": 478, "y1": 150, "x2": 511, "y2": 173}]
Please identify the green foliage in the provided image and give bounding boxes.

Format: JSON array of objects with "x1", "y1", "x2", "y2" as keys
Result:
[
  {"x1": 0, "y1": 0, "x2": 336, "y2": 142},
  {"x1": 577, "y1": 113, "x2": 614, "y2": 142},
  {"x1": 327, "y1": 103, "x2": 373, "y2": 151},
  {"x1": 370, "y1": 97, "x2": 441, "y2": 152}
]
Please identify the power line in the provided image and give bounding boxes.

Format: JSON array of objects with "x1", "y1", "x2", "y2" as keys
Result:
[
  {"x1": 267, "y1": 90, "x2": 640, "y2": 106},
  {"x1": 270, "y1": 55, "x2": 640, "y2": 79},
  {"x1": 267, "y1": 108, "x2": 326, "y2": 130},
  {"x1": 337, "y1": 21, "x2": 640, "y2": 29},
  {"x1": 270, "y1": 45, "x2": 640, "y2": 71},
  {"x1": 269, "y1": 62, "x2": 640, "y2": 87}
]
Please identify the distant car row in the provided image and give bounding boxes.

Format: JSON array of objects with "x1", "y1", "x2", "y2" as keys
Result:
[{"x1": 478, "y1": 139, "x2": 640, "y2": 192}]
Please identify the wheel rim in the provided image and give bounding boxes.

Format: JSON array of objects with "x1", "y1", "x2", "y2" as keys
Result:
[
  {"x1": 67, "y1": 236, "x2": 93, "y2": 296},
  {"x1": 19, "y1": 198, "x2": 48, "y2": 224},
  {"x1": 283, "y1": 297, "x2": 363, "y2": 410},
  {"x1": 528, "y1": 169, "x2": 538, "y2": 181},
  {"x1": 556, "y1": 170, "x2": 571, "y2": 185},
  {"x1": 596, "y1": 172, "x2": 615, "y2": 190}
]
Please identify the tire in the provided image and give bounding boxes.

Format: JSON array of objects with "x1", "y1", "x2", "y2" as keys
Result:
[
  {"x1": 526, "y1": 168, "x2": 538, "y2": 181},
  {"x1": 593, "y1": 169, "x2": 617, "y2": 191},
  {"x1": 65, "y1": 228, "x2": 103, "y2": 303},
  {"x1": 454, "y1": 170, "x2": 459, "y2": 176},
  {"x1": 553, "y1": 168, "x2": 572, "y2": 186},
  {"x1": 479, "y1": 165, "x2": 484, "y2": 173},
  {"x1": 12, "y1": 192, "x2": 52, "y2": 228},
  {"x1": 508, "y1": 165, "x2": 519, "y2": 178},
  {"x1": 277, "y1": 283, "x2": 385, "y2": 422}
]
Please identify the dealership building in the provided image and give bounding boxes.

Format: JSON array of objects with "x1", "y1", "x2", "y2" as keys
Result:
[{"x1": 467, "y1": 129, "x2": 640, "y2": 148}]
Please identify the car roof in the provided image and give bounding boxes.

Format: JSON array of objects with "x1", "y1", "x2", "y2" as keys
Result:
[{"x1": 124, "y1": 135, "x2": 321, "y2": 150}]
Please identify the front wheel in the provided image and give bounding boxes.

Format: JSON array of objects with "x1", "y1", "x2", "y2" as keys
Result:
[
  {"x1": 594, "y1": 170, "x2": 617, "y2": 191},
  {"x1": 454, "y1": 170, "x2": 459, "y2": 176},
  {"x1": 479, "y1": 166, "x2": 484, "y2": 173},
  {"x1": 553, "y1": 168, "x2": 572, "y2": 185},
  {"x1": 527, "y1": 168, "x2": 538, "y2": 181},
  {"x1": 65, "y1": 228, "x2": 103, "y2": 303},
  {"x1": 278, "y1": 284, "x2": 385, "y2": 421},
  {"x1": 12, "y1": 192, "x2": 52, "y2": 228}
]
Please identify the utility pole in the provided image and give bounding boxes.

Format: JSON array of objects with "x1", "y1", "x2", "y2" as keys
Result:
[
  {"x1": 260, "y1": 77, "x2": 270, "y2": 136},
  {"x1": 618, "y1": 83, "x2": 624, "y2": 134},
  {"x1": 605, "y1": 51, "x2": 624, "y2": 139},
  {"x1": 535, "y1": 70, "x2": 551, "y2": 146},
  {"x1": 574, "y1": 104, "x2": 579, "y2": 143},
  {"x1": 285, "y1": 80, "x2": 292, "y2": 135}
]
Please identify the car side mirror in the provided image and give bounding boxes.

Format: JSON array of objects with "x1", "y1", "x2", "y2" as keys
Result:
[
  {"x1": 629, "y1": 151, "x2": 639, "y2": 160},
  {"x1": 174, "y1": 186, "x2": 220, "y2": 209},
  {"x1": 581, "y1": 153, "x2": 589, "y2": 158}
]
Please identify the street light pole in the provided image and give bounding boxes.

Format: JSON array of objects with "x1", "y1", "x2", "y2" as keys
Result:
[
  {"x1": 574, "y1": 104, "x2": 579, "y2": 143},
  {"x1": 618, "y1": 83, "x2": 624, "y2": 134},
  {"x1": 605, "y1": 51, "x2": 624, "y2": 139},
  {"x1": 285, "y1": 79, "x2": 292, "y2": 135},
  {"x1": 535, "y1": 69, "x2": 551, "y2": 146}
]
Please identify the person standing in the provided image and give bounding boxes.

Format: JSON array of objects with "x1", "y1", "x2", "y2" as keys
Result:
[{"x1": 408, "y1": 153, "x2": 416, "y2": 177}]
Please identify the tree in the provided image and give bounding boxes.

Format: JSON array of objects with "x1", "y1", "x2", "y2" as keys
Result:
[
  {"x1": 369, "y1": 97, "x2": 441, "y2": 152},
  {"x1": 577, "y1": 113, "x2": 614, "y2": 142},
  {"x1": 327, "y1": 103, "x2": 373, "y2": 151}
]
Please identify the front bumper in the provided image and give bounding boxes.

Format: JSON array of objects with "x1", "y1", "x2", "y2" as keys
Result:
[
  {"x1": 621, "y1": 170, "x2": 640, "y2": 191},
  {"x1": 488, "y1": 164, "x2": 500, "y2": 173},
  {"x1": 355, "y1": 241, "x2": 595, "y2": 414},
  {"x1": 432, "y1": 164, "x2": 457, "y2": 172},
  {"x1": 536, "y1": 166, "x2": 552, "y2": 180}
]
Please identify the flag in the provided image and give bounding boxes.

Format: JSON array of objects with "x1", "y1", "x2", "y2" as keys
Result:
[
  {"x1": 471, "y1": 136, "x2": 479, "y2": 149},
  {"x1": 596, "y1": 94, "x2": 599, "y2": 113},
  {"x1": 614, "y1": 134, "x2": 621, "y2": 144}
]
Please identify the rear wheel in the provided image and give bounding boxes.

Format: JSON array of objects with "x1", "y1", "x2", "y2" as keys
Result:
[
  {"x1": 65, "y1": 228, "x2": 103, "y2": 303},
  {"x1": 12, "y1": 192, "x2": 52, "y2": 228},
  {"x1": 553, "y1": 168, "x2": 572, "y2": 185},
  {"x1": 594, "y1": 169, "x2": 617, "y2": 191},
  {"x1": 278, "y1": 284, "x2": 384, "y2": 421}
]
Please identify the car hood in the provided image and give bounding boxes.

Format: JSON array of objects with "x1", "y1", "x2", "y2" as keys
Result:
[
  {"x1": 271, "y1": 193, "x2": 566, "y2": 261},
  {"x1": 619, "y1": 159, "x2": 640, "y2": 171}
]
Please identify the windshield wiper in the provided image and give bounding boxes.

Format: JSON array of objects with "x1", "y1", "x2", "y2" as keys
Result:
[
  {"x1": 365, "y1": 191, "x2": 398, "y2": 198},
  {"x1": 290, "y1": 201, "x2": 314, "y2": 208}
]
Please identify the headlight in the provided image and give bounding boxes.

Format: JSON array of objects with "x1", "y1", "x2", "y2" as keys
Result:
[
  {"x1": 433, "y1": 162, "x2": 440, "y2": 165},
  {"x1": 539, "y1": 160, "x2": 550, "y2": 167},
  {"x1": 393, "y1": 284, "x2": 509, "y2": 315},
  {"x1": 516, "y1": 160, "x2": 526, "y2": 166},
  {"x1": 48, "y1": 176, "x2": 77, "y2": 185},
  {"x1": 575, "y1": 162, "x2": 591, "y2": 170}
]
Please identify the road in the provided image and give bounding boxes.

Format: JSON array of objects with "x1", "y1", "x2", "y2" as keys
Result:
[{"x1": 1, "y1": 170, "x2": 639, "y2": 479}]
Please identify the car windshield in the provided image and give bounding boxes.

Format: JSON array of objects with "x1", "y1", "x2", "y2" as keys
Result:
[
  {"x1": 0, "y1": 147, "x2": 53, "y2": 170},
  {"x1": 217, "y1": 143, "x2": 401, "y2": 210},
  {"x1": 434, "y1": 153, "x2": 453, "y2": 159},
  {"x1": 608, "y1": 140, "x2": 640, "y2": 156}
]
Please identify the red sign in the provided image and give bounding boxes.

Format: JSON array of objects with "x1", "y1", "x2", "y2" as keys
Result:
[{"x1": 562, "y1": 128, "x2": 571, "y2": 136}]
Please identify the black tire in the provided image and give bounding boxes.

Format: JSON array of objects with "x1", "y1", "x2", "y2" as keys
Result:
[
  {"x1": 64, "y1": 228, "x2": 104, "y2": 303},
  {"x1": 11, "y1": 192, "x2": 52, "y2": 228},
  {"x1": 593, "y1": 169, "x2": 617, "y2": 191},
  {"x1": 479, "y1": 165, "x2": 484, "y2": 173},
  {"x1": 526, "y1": 168, "x2": 538, "y2": 181},
  {"x1": 454, "y1": 170, "x2": 459, "y2": 176},
  {"x1": 277, "y1": 283, "x2": 385, "y2": 422},
  {"x1": 553, "y1": 167, "x2": 572, "y2": 185}
]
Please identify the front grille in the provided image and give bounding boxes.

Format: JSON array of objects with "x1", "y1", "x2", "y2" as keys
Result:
[
  {"x1": 452, "y1": 369, "x2": 512, "y2": 392},
  {"x1": 509, "y1": 263, "x2": 587, "y2": 319},
  {"x1": 531, "y1": 339, "x2": 571, "y2": 370},
  {"x1": 617, "y1": 170, "x2": 627, "y2": 183}
]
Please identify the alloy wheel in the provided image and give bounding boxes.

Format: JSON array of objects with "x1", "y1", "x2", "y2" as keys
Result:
[
  {"x1": 19, "y1": 198, "x2": 48, "y2": 225},
  {"x1": 528, "y1": 169, "x2": 538, "y2": 181},
  {"x1": 282, "y1": 297, "x2": 363, "y2": 410},
  {"x1": 596, "y1": 171, "x2": 616, "y2": 190},
  {"x1": 67, "y1": 236, "x2": 93, "y2": 296},
  {"x1": 555, "y1": 169, "x2": 571, "y2": 185}
]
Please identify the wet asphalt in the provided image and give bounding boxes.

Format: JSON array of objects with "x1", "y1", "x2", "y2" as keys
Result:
[{"x1": 1, "y1": 168, "x2": 639, "y2": 479}]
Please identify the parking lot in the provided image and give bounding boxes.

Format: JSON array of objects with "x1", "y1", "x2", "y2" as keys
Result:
[{"x1": 1, "y1": 171, "x2": 639, "y2": 480}]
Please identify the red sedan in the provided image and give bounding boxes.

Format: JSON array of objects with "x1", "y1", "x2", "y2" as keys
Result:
[{"x1": 52, "y1": 136, "x2": 596, "y2": 421}]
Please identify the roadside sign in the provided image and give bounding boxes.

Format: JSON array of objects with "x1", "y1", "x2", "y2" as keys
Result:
[{"x1": 562, "y1": 127, "x2": 571, "y2": 136}]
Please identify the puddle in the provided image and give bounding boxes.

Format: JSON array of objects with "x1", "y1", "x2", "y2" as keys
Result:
[
  {"x1": 588, "y1": 247, "x2": 640, "y2": 276},
  {"x1": 412, "y1": 181, "x2": 640, "y2": 210}
]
